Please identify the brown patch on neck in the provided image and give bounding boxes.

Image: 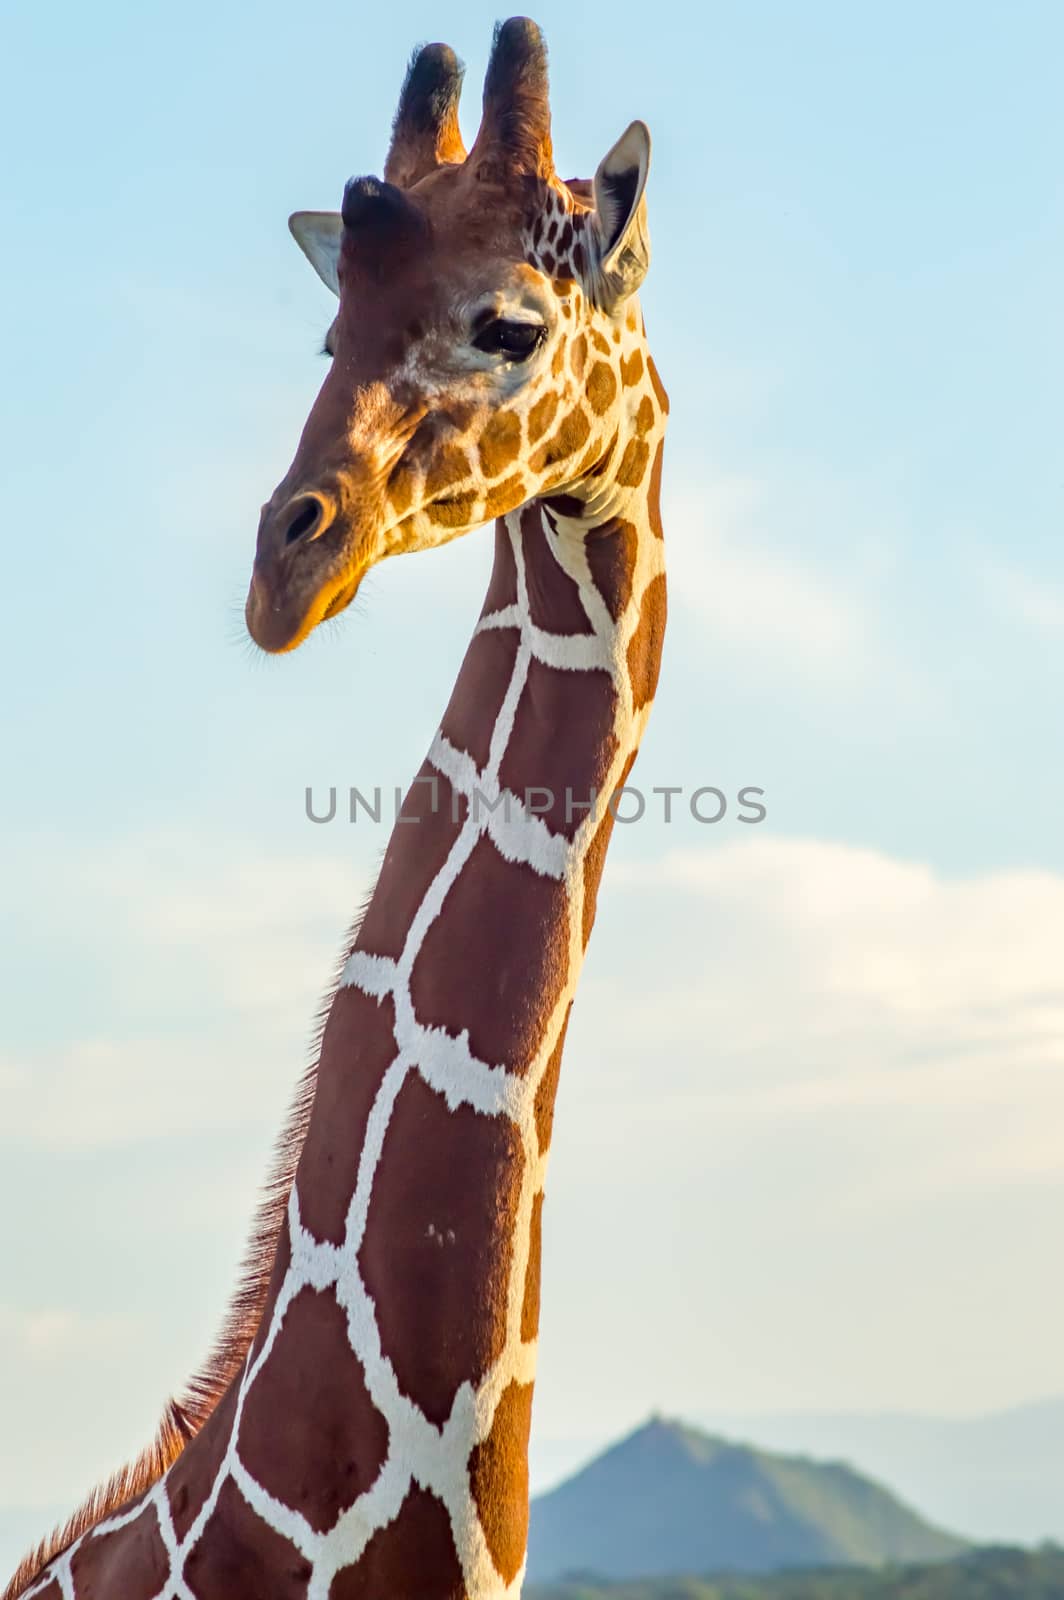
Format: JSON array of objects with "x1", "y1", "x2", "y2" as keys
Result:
[
  {"x1": 626, "y1": 573, "x2": 667, "y2": 711},
  {"x1": 620, "y1": 348, "x2": 644, "y2": 388},
  {"x1": 184, "y1": 1476, "x2": 311, "y2": 1598},
  {"x1": 585, "y1": 518, "x2": 639, "y2": 621},
  {"x1": 248, "y1": 1214, "x2": 292, "y2": 1363},
  {"x1": 534, "y1": 1006, "x2": 571, "y2": 1153},
  {"x1": 329, "y1": 1485, "x2": 464, "y2": 1599},
  {"x1": 615, "y1": 434, "x2": 650, "y2": 489},
  {"x1": 647, "y1": 353, "x2": 670, "y2": 412},
  {"x1": 358, "y1": 1071, "x2": 524, "y2": 1425},
  {"x1": 469, "y1": 1380, "x2": 535, "y2": 1584},
  {"x1": 237, "y1": 1288, "x2": 390, "y2": 1532},
  {"x1": 521, "y1": 1192, "x2": 545, "y2": 1340},
  {"x1": 410, "y1": 837, "x2": 571, "y2": 1067},
  {"x1": 355, "y1": 766, "x2": 469, "y2": 962},
  {"x1": 442, "y1": 628, "x2": 522, "y2": 769},
  {"x1": 481, "y1": 520, "x2": 519, "y2": 613},
  {"x1": 647, "y1": 438, "x2": 666, "y2": 539},
  {"x1": 69, "y1": 1500, "x2": 167, "y2": 1600},
  {"x1": 295, "y1": 988, "x2": 400, "y2": 1244},
  {"x1": 521, "y1": 504, "x2": 594, "y2": 635},
  {"x1": 166, "y1": 1379, "x2": 242, "y2": 1541},
  {"x1": 496, "y1": 655, "x2": 619, "y2": 841},
  {"x1": 635, "y1": 393, "x2": 655, "y2": 435}
]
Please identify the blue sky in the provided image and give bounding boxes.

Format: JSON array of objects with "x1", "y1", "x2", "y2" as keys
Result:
[{"x1": 1, "y1": 0, "x2": 1062, "y2": 1566}]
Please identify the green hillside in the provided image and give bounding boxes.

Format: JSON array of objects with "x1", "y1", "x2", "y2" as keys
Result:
[
  {"x1": 527, "y1": 1418, "x2": 967, "y2": 1582},
  {"x1": 526, "y1": 1543, "x2": 1064, "y2": 1599}
]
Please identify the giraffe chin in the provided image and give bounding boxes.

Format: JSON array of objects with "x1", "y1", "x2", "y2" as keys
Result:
[
  {"x1": 322, "y1": 576, "x2": 361, "y2": 620},
  {"x1": 245, "y1": 567, "x2": 365, "y2": 653}
]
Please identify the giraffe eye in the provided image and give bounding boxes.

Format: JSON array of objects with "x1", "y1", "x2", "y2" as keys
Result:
[{"x1": 472, "y1": 319, "x2": 545, "y2": 361}]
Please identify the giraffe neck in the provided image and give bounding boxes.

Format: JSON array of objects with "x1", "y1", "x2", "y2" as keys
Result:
[
  {"x1": 294, "y1": 481, "x2": 661, "y2": 1589},
  {"x1": 207, "y1": 480, "x2": 665, "y2": 1596},
  {"x1": 15, "y1": 401, "x2": 666, "y2": 1600}
]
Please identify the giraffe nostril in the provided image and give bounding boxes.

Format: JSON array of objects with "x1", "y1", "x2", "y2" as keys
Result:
[{"x1": 283, "y1": 494, "x2": 329, "y2": 546}]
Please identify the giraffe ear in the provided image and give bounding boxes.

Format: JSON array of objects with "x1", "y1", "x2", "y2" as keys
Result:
[
  {"x1": 590, "y1": 121, "x2": 651, "y2": 311},
  {"x1": 288, "y1": 211, "x2": 343, "y2": 297}
]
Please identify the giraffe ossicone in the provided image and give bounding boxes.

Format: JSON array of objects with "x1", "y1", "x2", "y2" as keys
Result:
[{"x1": 7, "y1": 16, "x2": 668, "y2": 1599}]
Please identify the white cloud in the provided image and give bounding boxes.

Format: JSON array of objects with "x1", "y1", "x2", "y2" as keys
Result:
[
  {"x1": 595, "y1": 837, "x2": 1064, "y2": 1176},
  {"x1": 530, "y1": 834, "x2": 1064, "y2": 1430},
  {"x1": 0, "y1": 1307, "x2": 154, "y2": 1517},
  {"x1": 663, "y1": 472, "x2": 899, "y2": 684},
  {"x1": 1, "y1": 832, "x2": 367, "y2": 1149},
  {"x1": 0, "y1": 1305, "x2": 138, "y2": 1365},
  {"x1": 980, "y1": 557, "x2": 1064, "y2": 634}
]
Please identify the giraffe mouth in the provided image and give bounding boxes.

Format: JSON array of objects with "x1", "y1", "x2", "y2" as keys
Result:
[
  {"x1": 246, "y1": 556, "x2": 368, "y2": 653},
  {"x1": 323, "y1": 575, "x2": 361, "y2": 620}
]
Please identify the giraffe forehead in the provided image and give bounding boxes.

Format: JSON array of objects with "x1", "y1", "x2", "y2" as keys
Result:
[
  {"x1": 336, "y1": 248, "x2": 559, "y2": 348},
  {"x1": 333, "y1": 169, "x2": 595, "y2": 352},
  {"x1": 375, "y1": 166, "x2": 589, "y2": 295},
  {"x1": 455, "y1": 259, "x2": 558, "y2": 323}
]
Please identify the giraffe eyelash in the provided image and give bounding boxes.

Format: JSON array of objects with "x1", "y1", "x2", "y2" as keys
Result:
[{"x1": 471, "y1": 318, "x2": 546, "y2": 361}]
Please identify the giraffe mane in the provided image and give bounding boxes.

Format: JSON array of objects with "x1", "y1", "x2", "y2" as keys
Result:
[{"x1": 3, "y1": 897, "x2": 373, "y2": 1600}]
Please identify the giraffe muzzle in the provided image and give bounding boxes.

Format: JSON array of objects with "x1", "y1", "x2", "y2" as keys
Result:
[{"x1": 246, "y1": 489, "x2": 356, "y2": 652}]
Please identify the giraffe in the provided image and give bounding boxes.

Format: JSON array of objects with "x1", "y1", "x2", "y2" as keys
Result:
[{"x1": 6, "y1": 18, "x2": 668, "y2": 1600}]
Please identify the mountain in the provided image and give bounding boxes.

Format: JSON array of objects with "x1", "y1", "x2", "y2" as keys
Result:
[
  {"x1": 699, "y1": 1397, "x2": 1064, "y2": 1545},
  {"x1": 526, "y1": 1417, "x2": 967, "y2": 1582}
]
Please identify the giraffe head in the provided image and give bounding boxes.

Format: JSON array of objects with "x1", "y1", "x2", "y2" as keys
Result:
[{"x1": 246, "y1": 16, "x2": 656, "y2": 652}]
